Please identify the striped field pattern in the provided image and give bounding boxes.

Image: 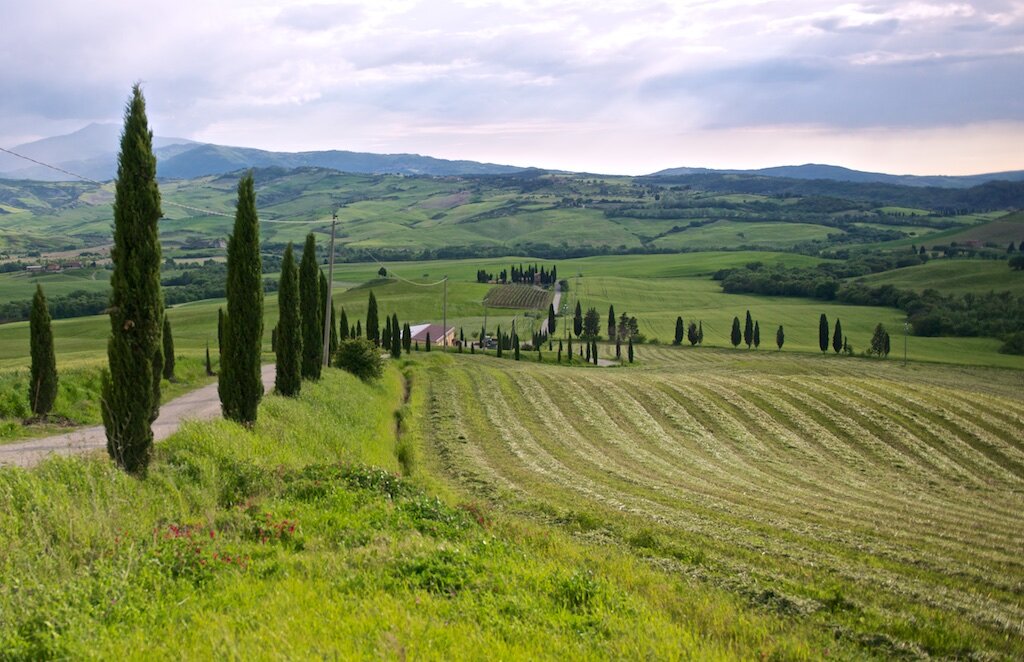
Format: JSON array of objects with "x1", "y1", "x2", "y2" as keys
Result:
[{"x1": 419, "y1": 345, "x2": 1024, "y2": 658}]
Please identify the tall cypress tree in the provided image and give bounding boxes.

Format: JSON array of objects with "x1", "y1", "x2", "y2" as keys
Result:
[
  {"x1": 366, "y1": 291, "x2": 380, "y2": 347},
  {"x1": 219, "y1": 172, "x2": 264, "y2": 424},
  {"x1": 103, "y1": 85, "x2": 164, "y2": 473},
  {"x1": 832, "y1": 318, "x2": 843, "y2": 354},
  {"x1": 275, "y1": 242, "x2": 302, "y2": 397},
  {"x1": 591, "y1": 340, "x2": 598, "y2": 365},
  {"x1": 425, "y1": 332, "x2": 432, "y2": 352},
  {"x1": 698, "y1": 321, "x2": 704, "y2": 345},
  {"x1": 744, "y1": 310, "x2": 753, "y2": 348},
  {"x1": 29, "y1": 284, "x2": 57, "y2": 417},
  {"x1": 383, "y1": 315, "x2": 392, "y2": 352},
  {"x1": 205, "y1": 342, "x2": 214, "y2": 376},
  {"x1": 674, "y1": 316, "x2": 684, "y2": 345},
  {"x1": 162, "y1": 316, "x2": 175, "y2": 380},
  {"x1": 391, "y1": 314, "x2": 401, "y2": 359},
  {"x1": 217, "y1": 307, "x2": 224, "y2": 353},
  {"x1": 687, "y1": 321, "x2": 699, "y2": 346},
  {"x1": 339, "y1": 307, "x2": 349, "y2": 341},
  {"x1": 776, "y1": 325, "x2": 785, "y2": 350},
  {"x1": 753, "y1": 321, "x2": 760, "y2": 350},
  {"x1": 496, "y1": 325, "x2": 503, "y2": 358},
  {"x1": 549, "y1": 303, "x2": 557, "y2": 336},
  {"x1": 819, "y1": 314, "x2": 829, "y2": 353},
  {"x1": 573, "y1": 301, "x2": 583, "y2": 338},
  {"x1": 628, "y1": 337, "x2": 634, "y2": 363},
  {"x1": 607, "y1": 305, "x2": 616, "y2": 341},
  {"x1": 299, "y1": 233, "x2": 322, "y2": 380},
  {"x1": 731, "y1": 316, "x2": 742, "y2": 347},
  {"x1": 403, "y1": 323, "x2": 411, "y2": 353}
]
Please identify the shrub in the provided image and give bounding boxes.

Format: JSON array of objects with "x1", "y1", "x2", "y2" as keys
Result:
[{"x1": 335, "y1": 338, "x2": 383, "y2": 382}]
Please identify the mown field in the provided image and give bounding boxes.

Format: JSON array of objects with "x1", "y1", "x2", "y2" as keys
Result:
[{"x1": 415, "y1": 348, "x2": 1024, "y2": 659}]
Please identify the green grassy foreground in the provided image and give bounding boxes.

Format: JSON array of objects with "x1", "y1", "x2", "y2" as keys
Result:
[{"x1": 0, "y1": 365, "x2": 865, "y2": 659}]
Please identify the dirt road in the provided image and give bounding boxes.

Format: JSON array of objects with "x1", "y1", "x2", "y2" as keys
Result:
[{"x1": 0, "y1": 364, "x2": 275, "y2": 469}]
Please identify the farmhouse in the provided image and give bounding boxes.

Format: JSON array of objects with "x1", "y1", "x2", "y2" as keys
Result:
[{"x1": 409, "y1": 323, "x2": 456, "y2": 347}]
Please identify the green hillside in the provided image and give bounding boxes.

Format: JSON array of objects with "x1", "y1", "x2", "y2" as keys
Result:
[{"x1": 854, "y1": 259, "x2": 1024, "y2": 296}]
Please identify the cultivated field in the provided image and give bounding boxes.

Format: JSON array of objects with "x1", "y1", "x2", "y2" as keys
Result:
[
  {"x1": 416, "y1": 348, "x2": 1024, "y2": 659},
  {"x1": 483, "y1": 283, "x2": 552, "y2": 310}
]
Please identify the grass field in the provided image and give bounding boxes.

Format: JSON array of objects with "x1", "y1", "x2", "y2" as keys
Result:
[
  {"x1": 853, "y1": 258, "x2": 1024, "y2": 296},
  {"x1": 415, "y1": 349, "x2": 1024, "y2": 659}
]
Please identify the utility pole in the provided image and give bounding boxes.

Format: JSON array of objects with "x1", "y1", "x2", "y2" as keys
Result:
[
  {"x1": 321, "y1": 212, "x2": 337, "y2": 367},
  {"x1": 442, "y1": 276, "x2": 448, "y2": 349}
]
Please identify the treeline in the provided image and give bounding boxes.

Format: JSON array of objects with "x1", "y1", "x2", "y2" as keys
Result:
[
  {"x1": 714, "y1": 261, "x2": 1024, "y2": 350},
  {"x1": 0, "y1": 289, "x2": 109, "y2": 323},
  {"x1": 476, "y1": 263, "x2": 558, "y2": 285}
]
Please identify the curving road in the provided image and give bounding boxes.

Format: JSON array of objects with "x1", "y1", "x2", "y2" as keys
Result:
[{"x1": 0, "y1": 364, "x2": 275, "y2": 469}]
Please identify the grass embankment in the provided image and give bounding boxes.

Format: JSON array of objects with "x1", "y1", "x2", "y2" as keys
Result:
[
  {"x1": 413, "y1": 350, "x2": 1024, "y2": 659},
  {"x1": 0, "y1": 357, "x2": 215, "y2": 444},
  {"x1": 0, "y1": 363, "x2": 868, "y2": 659}
]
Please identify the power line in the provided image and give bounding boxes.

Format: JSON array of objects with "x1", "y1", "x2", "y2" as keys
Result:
[{"x1": 361, "y1": 249, "x2": 447, "y2": 288}]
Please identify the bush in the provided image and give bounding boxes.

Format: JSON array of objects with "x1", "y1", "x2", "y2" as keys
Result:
[
  {"x1": 335, "y1": 338, "x2": 383, "y2": 382},
  {"x1": 999, "y1": 331, "x2": 1024, "y2": 355}
]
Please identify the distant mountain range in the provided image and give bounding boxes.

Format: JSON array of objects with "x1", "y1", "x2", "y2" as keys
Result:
[
  {"x1": 648, "y1": 164, "x2": 1024, "y2": 189},
  {"x1": 3, "y1": 123, "x2": 1023, "y2": 188},
  {"x1": 0, "y1": 123, "x2": 524, "y2": 181}
]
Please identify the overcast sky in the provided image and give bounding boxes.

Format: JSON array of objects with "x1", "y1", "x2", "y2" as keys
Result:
[{"x1": 2, "y1": 0, "x2": 1023, "y2": 175}]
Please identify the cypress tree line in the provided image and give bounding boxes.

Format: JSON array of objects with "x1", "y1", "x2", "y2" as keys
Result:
[
  {"x1": 832, "y1": 318, "x2": 843, "y2": 354},
  {"x1": 275, "y1": 242, "x2": 302, "y2": 397},
  {"x1": 366, "y1": 291, "x2": 380, "y2": 347},
  {"x1": 217, "y1": 307, "x2": 224, "y2": 353},
  {"x1": 744, "y1": 310, "x2": 753, "y2": 348},
  {"x1": 299, "y1": 233, "x2": 322, "y2": 380},
  {"x1": 674, "y1": 316, "x2": 684, "y2": 345},
  {"x1": 628, "y1": 337, "x2": 634, "y2": 363},
  {"x1": 162, "y1": 316, "x2": 175, "y2": 380},
  {"x1": 391, "y1": 314, "x2": 401, "y2": 359},
  {"x1": 819, "y1": 314, "x2": 829, "y2": 353},
  {"x1": 218, "y1": 173, "x2": 264, "y2": 425},
  {"x1": 731, "y1": 316, "x2": 742, "y2": 347},
  {"x1": 29, "y1": 284, "x2": 57, "y2": 417},
  {"x1": 339, "y1": 307, "x2": 349, "y2": 340},
  {"x1": 102, "y1": 85, "x2": 164, "y2": 473},
  {"x1": 573, "y1": 301, "x2": 583, "y2": 338},
  {"x1": 776, "y1": 325, "x2": 785, "y2": 350},
  {"x1": 753, "y1": 321, "x2": 760, "y2": 350},
  {"x1": 607, "y1": 305, "x2": 616, "y2": 341}
]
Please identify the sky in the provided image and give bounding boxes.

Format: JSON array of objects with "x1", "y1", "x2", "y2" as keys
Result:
[{"x1": 2, "y1": 0, "x2": 1023, "y2": 175}]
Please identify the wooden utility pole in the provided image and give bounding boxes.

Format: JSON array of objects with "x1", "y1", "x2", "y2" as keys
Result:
[{"x1": 321, "y1": 212, "x2": 337, "y2": 367}]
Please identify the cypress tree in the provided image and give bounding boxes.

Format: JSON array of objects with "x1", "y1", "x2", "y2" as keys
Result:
[
  {"x1": 883, "y1": 331, "x2": 891, "y2": 357},
  {"x1": 870, "y1": 323, "x2": 887, "y2": 356},
  {"x1": 299, "y1": 233, "x2": 322, "y2": 380},
  {"x1": 339, "y1": 307, "x2": 349, "y2": 340},
  {"x1": 391, "y1": 314, "x2": 401, "y2": 359},
  {"x1": 585, "y1": 341, "x2": 591, "y2": 362},
  {"x1": 832, "y1": 318, "x2": 843, "y2": 354},
  {"x1": 674, "y1": 316, "x2": 684, "y2": 345},
  {"x1": 383, "y1": 315, "x2": 392, "y2": 351},
  {"x1": 608, "y1": 305, "x2": 616, "y2": 340},
  {"x1": 731, "y1": 316, "x2": 742, "y2": 347},
  {"x1": 425, "y1": 332, "x2": 432, "y2": 352},
  {"x1": 217, "y1": 307, "x2": 224, "y2": 353},
  {"x1": 753, "y1": 321, "x2": 760, "y2": 350},
  {"x1": 628, "y1": 337, "x2": 634, "y2": 363},
  {"x1": 573, "y1": 301, "x2": 583, "y2": 338},
  {"x1": 403, "y1": 323, "x2": 411, "y2": 353},
  {"x1": 687, "y1": 321, "x2": 699, "y2": 346},
  {"x1": 219, "y1": 172, "x2": 264, "y2": 424},
  {"x1": 567, "y1": 337, "x2": 572, "y2": 362},
  {"x1": 271, "y1": 325, "x2": 278, "y2": 353},
  {"x1": 205, "y1": 342, "x2": 214, "y2": 376},
  {"x1": 549, "y1": 303, "x2": 557, "y2": 335},
  {"x1": 819, "y1": 314, "x2": 829, "y2": 353},
  {"x1": 102, "y1": 85, "x2": 164, "y2": 473},
  {"x1": 275, "y1": 242, "x2": 302, "y2": 397},
  {"x1": 744, "y1": 310, "x2": 753, "y2": 348},
  {"x1": 776, "y1": 325, "x2": 785, "y2": 350},
  {"x1": 591, "y1": 340, "x2": 598, "y2": 365},
  {"x1": 496, "y1": 325, "x2": 503, "y2": 358},
  {"x1": 29, "y1": 284, "x2": 57, "y2": 417},
  {"x1": 698, "y1": 321, "x2": 704, "y2": 345},
  {"x1": 356, "y1": 320, "x2": 361, "y2": 338},
  {"x1": 514, "y1": 333, "x2": 520, "y2": 360},
  {"x1": 366, "y1": 290, "x2": 380, "y2": 347},
  {"x1": 558, "y1": 340, "x2": 563, "y2": 362},
  {"x1": 162, "y1": 316, "x2": 175, "y2": 380},
  {"x1": 616, "y1": 337, "x2": 622, "y2": 359}
]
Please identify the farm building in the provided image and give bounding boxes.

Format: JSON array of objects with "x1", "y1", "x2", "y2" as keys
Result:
[{"x1": 409, "y1": 323, "x2": 456, "y2": 347}]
